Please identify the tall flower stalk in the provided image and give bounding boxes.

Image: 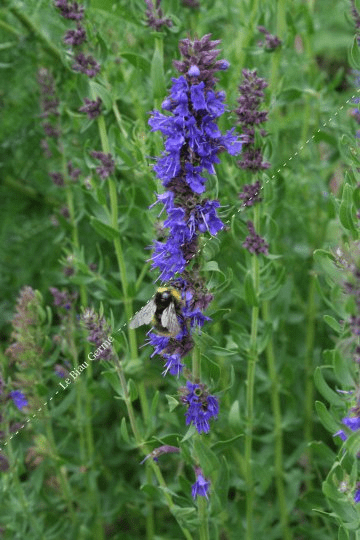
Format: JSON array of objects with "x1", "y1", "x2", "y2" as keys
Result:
[{"x1": 134, "y1": 36, "x2": 243, "y2": 530}]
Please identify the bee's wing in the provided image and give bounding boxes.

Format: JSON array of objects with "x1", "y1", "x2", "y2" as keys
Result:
[
  {"x1": 129, "y1": 299, "x2": 156, "y2": 329},
  {"x1": 161, "y1": 303, "x2": 181, "y2": 336}
]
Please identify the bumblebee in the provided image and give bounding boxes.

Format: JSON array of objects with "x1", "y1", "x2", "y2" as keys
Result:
[{"x1": 129, "y1": 286, "x2": 183, "y2": 337}]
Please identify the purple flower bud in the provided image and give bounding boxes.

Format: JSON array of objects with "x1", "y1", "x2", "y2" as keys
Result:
[
  {"x1": 64, "y1": 24, "x2": 87, "y2": 46},
  {"x1": 49, "y1": 172, "x2": 65, "y2": 187},
  {"x1": 243, "y1": 220, "x2": 269, "y2": 255},
  {"x1": 72, "y1": 53, "x2": 100, "y2": 78},
  {"x1": 188, "y1": 65, "x2": 200, "y2": 77},
  {"x1": 79, "y1": 97, "x2": 102, "y2": 119},
  {"x1": 90, "y1": 151, "x2": 115, "y2": 179},
  {"x1": 54, "y1": 0, "x2": 85, "y2": 21}
]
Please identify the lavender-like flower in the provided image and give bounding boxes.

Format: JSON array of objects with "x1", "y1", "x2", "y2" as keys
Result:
[
  {"x1": 149, "y1": 35, "x2": 243, "y2": 282},
  {"x1": 238, "y1": 179, "x2": 262, "y2": 207},
  {"x1": 9, "y1": 390, "x2": 28, "y2": 410},
  {"x1": 243, "y1": 220, "x2": 269, "y2": 255},
  {"x1": 355, "y1": 483, "x2": 360, "y2": 503},
  {"x1": 37, "y1": 68, "x2": 60, "y2": 118},
  {"x1": 49, "y1": 172, "x2": 65, "y2": 187},
  {"x1": 350, "y1": 0, "x2": 360, "y2": 46},
  {"x1": 72, "y1": 53, "x2": 100, "y2": 78},
  {"x1": 192, "y1": 466, "x2": 210, "y2": 499},
  {"x1": 257, "y1": 26, "x2": 282, "y2": 51},
  {"x1": 79, "y1": 97, "x2": 102, "y2": 119},
  {"x1": 235, "y1": 69, "x2": 269, "y2": 172},
  {"x1": 49, "y1": 287, "x2": 77, "y2": 310},
  {"x1": 54, "y1": 0, "x2": 85, "y2": 21},
  {"x1": 81, "y1": 308, "x2": 113, "y2": 361},
  {"x1": 144, "y1": 0, "x2": 172, "y2": 31},
  {"x1": 180, "y1": 381, "x2": 219, "y2": 434},
  {"x1": 90, "y1": 151, "x2": 115, "y2": 179},
  {"x1": 64, "y1": 24, "x2": 87, "y2": 46}
]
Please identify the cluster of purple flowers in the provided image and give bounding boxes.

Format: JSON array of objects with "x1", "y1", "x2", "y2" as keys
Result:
[
  {"x1": 235, "y1": 69, "x2": 270, "y2": 255},
  {"x1": 54, "y1": 0, "x2": 100, "y2": 77},
  {"x1": 144, "y1": 35, "x2": 241, "y2": 441},
  {"x1": 180, "y1": 381, "x2": 219, "y2": 434},
  {"x1": 50, "y1": 287, "x2": 78, "y2": 310},
  {"x1": 257, "y1": 26, "x2": 282, "y2": 51},
  {"x1": 149, "y1": 34, "x2": 242, "y2": 282},
  {"x1": 37, "y1": 67, "x2": 61, "y2": 169},
  {"x1": 81, "y1": 308, "x2": 113, "y2": 361},
  {"x1": 351, "y1": 0, "x2": 360, "y2": 47},
  {"x1": 144, "y1": 0, "x2": 172, "y2": 31}
]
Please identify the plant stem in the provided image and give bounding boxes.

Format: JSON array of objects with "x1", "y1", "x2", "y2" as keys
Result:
[
  {"x1": 95, "y1": 109, "x2": 150, "y2": 424},
  {"x1": 43, "y1": 406, "x2": 78, "y2": 527},
  {"x1": 112, "y1": 352, "x2": 193, "y2": 540},
  {"x1": 234, "y1": 0, "x2": 259, "y2": 74},
  {"x1": 262, "y1": 301, "x2": 292, "y2": 540},
  {"x1": 304, "y1": 273, "x2": 316, "y2": 489},
  {"x1": 198, "y1": 495, "x2": 209, "y2": 540},
  {"x1": 6, "y1": 431, "x2": 46, "y2": 539},
  {"x1": 244, "y1": 204, "x2": 260, "y2": 540}
]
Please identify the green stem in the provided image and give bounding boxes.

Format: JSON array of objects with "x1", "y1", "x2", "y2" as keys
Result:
[
  {"x1": 270, "y1": 0, "x2": 286, "y2": 105},
  {"x1": 304, "y1": 273, "x2": 316, "y2": 490},
  {"x1": 95, "y1": 110, "x2": 150, "y2": 424},
  {"x1": 192, "y1": 342, "x2": 201, "y2": 381},
  {"x1": 245, "y1": 204, "x2": 260, "y2": 540},
  {"x1": 64, "y1": 159, "x2": 104, "y2": 538},
  {"x1": 234, "y1": 0, "x2": 259, "y2": 72},
  {"x1": 6, "y1": 430, "x2": 46, "y2": 538},
  {"x1": 112, "y1": 352, "x2": 193, "y2": 540},
  {"x1": 44, "y1": 407, "x2": 78, "y2": 527},
  {"x1": 198, "y1": 496, "x2": 209, "y2": 540},
  {"x1": 262, "y1": 301, "x2": 292, "y2": 540}
]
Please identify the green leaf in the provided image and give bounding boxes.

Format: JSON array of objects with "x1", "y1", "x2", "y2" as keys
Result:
[
  {"x1": 89, "y1": 81, "x2": 113, "y2": 110},
  {"x1": 339, "y1": 184, "x2": 356, "y2": 232},
  {"x1": 194, "y1": 438, "x2": 219, "y2": 475},
  {"x1": 102, "y1": 370, "x2": 123, "y2": 396},
  {"x1": 244, "y1": 272, "x2": 258, "y2": 307},
  {"x1": 349, "y1": 35, "x2": 360, "y2": 69},
  {"x1": 120, "y1": 52, "x2": 151, "y2": 72},
  {"x1": 128, "y1": 379, "x2": 138, "y2": 401},
  {"x1": 333, "y1": 348, "x2": 354, "y2": 387},
  {"x1": 314, "y1": 367, "x2": 344, "y2": 407},
  {"x1": 166, "y1": 394, "x2": 179, "y2": 412},
  {"x1": 120, "y1": 417, "x2": 130, "y2": 443},
  {"x1": 151, "y1": 38, "x2": 166, "y2": 99},
  {"x1": 315, "y1": 400, "x2": 339, "y2": 433},
  {"x1": 90, "y1": 217, "x2": 119, "y2": 241},
  {"x1": 323, "y1": 315, "x2": 343, "y2": 334},
  {"x1": 228, "y1": 400, "x2": 241, "y2": 430}
]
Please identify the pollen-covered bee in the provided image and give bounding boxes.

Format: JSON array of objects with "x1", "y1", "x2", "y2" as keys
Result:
[{"x1": 129, "y1": 286, "x2": 184, "y2": 337}]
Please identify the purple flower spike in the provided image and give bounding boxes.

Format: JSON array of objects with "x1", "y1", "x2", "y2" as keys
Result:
[
  {"x1": 54, "y1": 0, "x2": 85, "y2": 21},
  {"x1": 355, "y1": 485, "x2": 360, "y2": 503},
  {"x1": 9, "y1": 390, "x2": 28, "y2": 410}
]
